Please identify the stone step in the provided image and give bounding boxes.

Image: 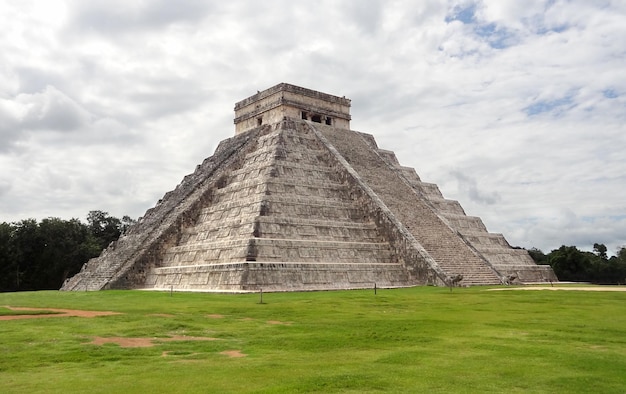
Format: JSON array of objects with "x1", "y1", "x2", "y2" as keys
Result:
[
  {"x1": 440, "y1": 214, "x2": 488, "y2": 232},
  {"x1": 212, "y1": 177, "x2": 348, "y2": 203},
  {"x1": 198, "y1": 200, "x2": 262, "y2": 223},
  {"x1": 178, "y1": 215, "x2": 382, "y2": 244},
  {"x1": 243, "y1": 140, "x2": 326, "y2": 165},
  {"x1": 254, "y1": 216, "x2": 383, "y2": 242},
  {"x1": 266, "y1": 177, "x2": 346, "y2": 191},
  {"x1": 491, "y1": 264, "x2": 558, "y2": 283},
  {"x1": 227, "y1": 161, "x2": 337, "y2": 184},
  {"x1": 257, "y1": 127, "x2": 323, "y2": 147},
  {"x1": 458, "y1": 232, "x2": 510, "y2": 247},
  {"x1": 262, "y1": 196, "x2": 367, "y2": 220},
  {"x1": 415, "y1": 182, "x2": 443, "y2": 199},
  {"x1": 198, "y1": 194, "x2": 365, "y2": 224},
  {"x1": 226, "y1": 163, "x2": 274, "y2": 183},
  {"x1": 162, "y1": 238, "x2": 395, "y2": 266},
  {"x1": 426, "y1": 198, "x2": 466, "y2": 215},
  {"x1": 479, "y1": 249, "x2": 537, "y2": 265},
  {"x1": 145, "y1": 261, "x2": 412, "y2": 292}
]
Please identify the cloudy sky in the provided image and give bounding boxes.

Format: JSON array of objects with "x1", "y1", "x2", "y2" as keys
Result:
[{"x1": 1, "y1": 0, "x2": 625, "y2": 254}]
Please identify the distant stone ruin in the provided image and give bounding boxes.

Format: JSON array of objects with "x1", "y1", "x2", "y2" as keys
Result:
[{"x1": 62, "y1": 83, "x2": 557, "y2": 292}]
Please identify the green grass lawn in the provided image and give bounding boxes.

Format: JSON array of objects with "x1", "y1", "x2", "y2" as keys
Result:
[{"x1": 1, "y1": 286, "x2": 625, "y2": 393}]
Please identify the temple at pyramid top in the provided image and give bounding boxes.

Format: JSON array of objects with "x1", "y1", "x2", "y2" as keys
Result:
[{"x1": 234, "y1": 83, "x2": 351, "y2": 134}]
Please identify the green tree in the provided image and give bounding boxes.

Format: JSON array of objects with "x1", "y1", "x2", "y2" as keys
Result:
[
  {"x1": 585, "y1": 245, "x2": 626, "y2": 284},
  {"x1": 86, "y1": 210, "x2": 123, "y2": 250},
  {"x1": 36, "y1": 218, "x2": 101, "y2": 289},
  {"x1": 0, "y1": 212, "x2": 132, "y2": 292},
  {"x1": 606, "y1": 247, "x2": 626, "y2": 284},
  {"x1": 0, "y1": 222, "x2": 17, "y2": 291},
  {"x1": 593, "y1": 243, "x2": 608, "y2": 260},
  {"x1": 546, "y1": 245, "x2": 596, "y2": 282},
  {"x1": 542, "y1": 244, "x2": 626, "y2": 284},
  {"x1": 120, "y1": 215, "x2": 137, "y2": 234},
  {"x1": 527, "y1": 248, "x2": 547, "y2": 265},
  {"x1": 10, "y1": 219, "x2": 43, "y2": 290}
]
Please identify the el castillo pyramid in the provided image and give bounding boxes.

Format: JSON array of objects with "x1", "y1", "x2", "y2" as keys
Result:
[{"x1": 62, "y1": 83, "x2": 557, "y2": 292}]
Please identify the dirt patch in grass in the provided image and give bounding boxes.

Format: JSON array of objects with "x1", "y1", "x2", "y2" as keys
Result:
[
  {"x1": 88, "y1": 335, "x2": 219, "y2": 348},
  {"x1": 0, "y1": 306, "x2": 120, "y2": 321},
  {"x1": 220, "y1": 350, "x2": 247, "y2": 358},
  {"x1": 267, "y1": 320, "x2": 292, "y2": 325},
  {"x1": 207, "y1": 314, "x2": 224, "y2": 319},
  {"x1": 90, "y1": 337, "x2": 155, "y2": 347}
]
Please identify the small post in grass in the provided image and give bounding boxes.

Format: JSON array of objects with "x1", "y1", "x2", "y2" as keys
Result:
[
  {"x1": 374, "y1": 282, "x2": 377, "y2": 295},
  {"x1": 170, "y1": 285, "x2": 173, "y2": 297},
  {"x1": 448, "y1": 274, "x2": 463, "y2": 292},
  {"x1": 258, "y1": 288, "x2": 264, "y2": 304}
]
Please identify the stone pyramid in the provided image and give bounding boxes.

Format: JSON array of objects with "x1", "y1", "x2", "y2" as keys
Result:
[{"x1": 62, "y1": 83, "x2": 556, "y2": 292}]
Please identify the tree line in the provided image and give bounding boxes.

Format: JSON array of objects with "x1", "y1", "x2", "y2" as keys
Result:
[
  {"x1": 0, "y1": 211, "x2": 135, "y2": 292},
  {"x1": 528, "y1": 243, "x2": 626, "y2": 284},
  {"x1": 0, "y1": 210, "x2": 625, "y2": 291}
]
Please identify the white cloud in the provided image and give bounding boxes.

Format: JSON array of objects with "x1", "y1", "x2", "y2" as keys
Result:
[
  {"x1": 17, "y1": 86, "x2": 91, "y2": 131},
  {"x1": 0, "y1": 0, "x2": 624, "y2": 255},
  {"x1": 66, "y1": 0, "x2": 214, "y2": 34}
]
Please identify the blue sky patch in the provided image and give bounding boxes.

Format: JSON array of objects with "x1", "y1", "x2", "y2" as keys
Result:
[
  {"x1": 603, "y1": 89, "x2": 618, "y2": 99},
  {"x1": 446, "y1": 4, "x2": 517, "y2": 50},
  {"x1": 475, "y1": 23, "x2": 516, "y2": 49},
  {"x1": 536, "y1": 24, "x2": 568, "y2": 34},
  {"x1": 445, "y1": 4, "x2": 476, "y2": 24},
  {"x1": 524, "y1": 94, "x2": 576, "y2": 116}
]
